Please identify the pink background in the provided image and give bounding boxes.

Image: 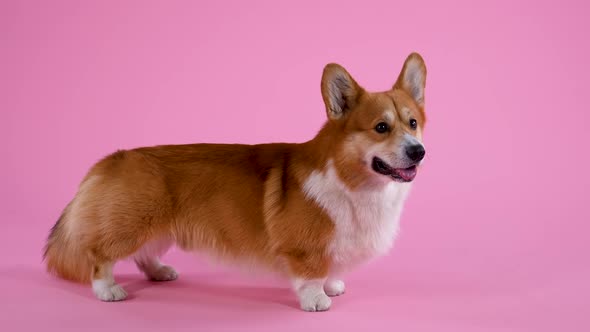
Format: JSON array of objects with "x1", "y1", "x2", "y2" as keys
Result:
[{"x1": 2, "y1": 0, "x2": 589, "y2": 330}]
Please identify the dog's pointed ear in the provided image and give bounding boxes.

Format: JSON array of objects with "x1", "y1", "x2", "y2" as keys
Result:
[
  {"x1": 321, "y1": 63, "x2": 363, "y2": 120},
  {"x1": 394, "y1": 53, "x2": 427, "y2": 107}
]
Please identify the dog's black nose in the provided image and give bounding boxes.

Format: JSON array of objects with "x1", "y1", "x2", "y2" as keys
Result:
[{"x1": 405, "y1": 144, "x2": 425, "y2": 162}]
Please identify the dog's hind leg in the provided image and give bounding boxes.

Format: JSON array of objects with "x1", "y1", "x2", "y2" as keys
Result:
[
  {"x1": 92, "y1": 261, "x2": 128, "y2": 301},
  {"x1": 134, "y1": 237, "x2": 178, "y2": 281}
]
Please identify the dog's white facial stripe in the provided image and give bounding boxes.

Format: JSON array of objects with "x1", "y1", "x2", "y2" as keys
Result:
[
  {"x1": 401, "y1": 107, "x2": 411, "y2": 117},
  {"x1": 382, "y1": 110, "x2": 395, "y2": 123},
  {"x1": 402, "y1": 133, "x2": 422, "y2": 147}
]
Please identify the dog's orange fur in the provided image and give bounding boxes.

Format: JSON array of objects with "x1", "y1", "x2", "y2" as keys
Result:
[
  {"x1": 44, "y1": 53, "x2": 427, "y2": 301},
  {"x1": 44, "y1": 143, "x2": 336, "y2": 283}
]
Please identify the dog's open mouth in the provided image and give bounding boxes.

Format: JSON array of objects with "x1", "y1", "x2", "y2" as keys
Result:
[{"x1": 371, "y1": 157, "x2": 417, "y2": 182}]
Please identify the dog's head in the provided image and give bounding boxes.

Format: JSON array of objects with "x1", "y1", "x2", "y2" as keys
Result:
[{"x1": 320, "y1": 53, "x2": 427, "y2": 188}]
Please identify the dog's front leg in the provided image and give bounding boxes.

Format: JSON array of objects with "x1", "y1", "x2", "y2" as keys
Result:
[{"x1": 285, "y1": 251, "x2": 332, "y2": 312}]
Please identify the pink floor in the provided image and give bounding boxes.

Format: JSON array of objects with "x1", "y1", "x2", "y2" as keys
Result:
[
  {"x1": 2, "y1": 210, "x2": 589, "y2": 331},
  {"x1": 3, "y1": 0, "x2": 590, "y2": 331}
]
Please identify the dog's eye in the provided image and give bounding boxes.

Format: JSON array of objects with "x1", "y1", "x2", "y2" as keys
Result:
[
  {"x1": 409, "y1": 119, "x2": 417, "y2": 130},
  {"x1": 375, "y1": 122, "x2": 389, "y2": 134}
]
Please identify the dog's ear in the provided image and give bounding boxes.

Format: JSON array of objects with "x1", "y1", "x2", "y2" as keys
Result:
[
  {"x1": 394, "y1": 53, "x2": 427, "y2": 107},
  {"x1": 321, "y1": 63, "x2": 363, "y2": 120}
]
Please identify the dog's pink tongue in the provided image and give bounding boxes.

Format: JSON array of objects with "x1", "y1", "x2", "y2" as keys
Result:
[{"x1": 394, "y1": 167, "x2": 417, "y2": 181}]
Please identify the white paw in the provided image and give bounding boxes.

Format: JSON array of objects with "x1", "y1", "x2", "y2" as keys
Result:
[
  {"x1": 148, "y1": 265, "x2": 178, "y2": 281},
  {"x1": 93, "y1": 281, "x2": 128, "y2": 302},
  {"x1": 300, "y1": 292, "x2": 332, "y2": 312},
  {"x1": 324, "y1": 279, "x2": 345, "y2": 297}
]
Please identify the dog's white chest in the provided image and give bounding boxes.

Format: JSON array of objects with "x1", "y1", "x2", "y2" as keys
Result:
[{"x1": 303, "y1": 164, "x2": 411, "y2": 272}]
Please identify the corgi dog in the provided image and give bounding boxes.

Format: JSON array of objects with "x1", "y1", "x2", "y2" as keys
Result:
[{"x1": 44, "y1": 53, "x2": 427, "y2": 311}]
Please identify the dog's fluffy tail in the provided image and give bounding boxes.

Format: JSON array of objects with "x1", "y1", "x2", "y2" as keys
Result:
[{"x1": 43, "y1": 203, "x2": 92, "y2": 283}]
